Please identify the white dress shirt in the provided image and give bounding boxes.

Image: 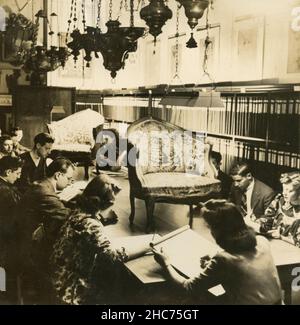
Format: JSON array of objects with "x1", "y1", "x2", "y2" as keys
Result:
[{"x1": 246, "y1": 179, "x2": 255, "y2": 216}]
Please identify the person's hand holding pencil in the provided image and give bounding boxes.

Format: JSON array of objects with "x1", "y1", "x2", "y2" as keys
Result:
[{"x1": 152, "y1": 246, "x2": 171, "y2": 268}]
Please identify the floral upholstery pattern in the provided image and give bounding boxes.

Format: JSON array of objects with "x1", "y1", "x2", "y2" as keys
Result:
[
  {"x1": 127, "y1": 117, "x2": 221, "y2": 232},
  {"x1": 128, "y1": 119, "x2": 210, "y2": 176},
  {"x1": 47, "y1": 109, "x2": 105, "y2": 149}
]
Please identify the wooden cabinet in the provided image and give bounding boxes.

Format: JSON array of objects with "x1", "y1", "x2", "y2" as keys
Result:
[{"x1": 13, "y1": 86, "x2": 76, "y2": 148}]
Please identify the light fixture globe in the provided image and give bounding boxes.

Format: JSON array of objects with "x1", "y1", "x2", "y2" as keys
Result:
[
  {"x1": 176, "y1": 0, "x2": 209, "y2": 30},
  {"x1": 140, "y1": 0, "x2": 172, "y2": 42}
]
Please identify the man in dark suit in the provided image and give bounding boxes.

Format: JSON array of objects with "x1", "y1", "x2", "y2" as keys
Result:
[
  {"x1": 0, "y1": 156, "x2": 23, "y2": 303},
  {"x1": 230, "y1": 162, "x2": 276, "y2": 219},
  {"x1": 19, "y1": 158, "x2": 74, "y2": 250},
  {"x1": 17, "y1": 132, "x2": 55, "y2": 191},
  {"x1": 18, "y1": 158, "x2": 74, "y2": 303},
  {"x1": 211, "y1": 151, "x2": 232, "y2": 199}
]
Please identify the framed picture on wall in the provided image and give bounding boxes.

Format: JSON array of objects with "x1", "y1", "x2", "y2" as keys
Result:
[{"x1": 232, "y1": 15, "x2": 265, "y2": 81}]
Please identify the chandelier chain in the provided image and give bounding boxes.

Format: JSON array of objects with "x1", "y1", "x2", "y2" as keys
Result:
[
  {"x1": 109, "y1": 0, "x2": 113, "y2": 20},
  {"x1": 66, "y1": 0, "x2": 75, "y2": 45},
  {"x1": 130, "y1": 0, "x2": 134, "y2": 27},
  {"x1": 82, "y1": 0, "x2": 86, "y2": 31},
  {"x1": 96, "y1": 0, "x2": 102, "y2": 29},
  {"x1": 73, "y1": 0, "x2": 77, "y2": 31},
  {"x1": 174, "y1": 4, "x2": 180, "y2": 79}
]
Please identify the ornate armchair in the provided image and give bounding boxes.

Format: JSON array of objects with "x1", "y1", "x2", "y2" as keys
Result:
[
  {"x1": 127, "y1": 117, "x2": 221, "y2": 232},
  {"x1": 47, "y1": 109, "x2": 105, "y2": 179}
]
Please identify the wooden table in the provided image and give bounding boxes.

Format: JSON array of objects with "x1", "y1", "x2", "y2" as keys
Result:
[{"x1": 116, "y1": 229, "x2": 300, "y2": 304}]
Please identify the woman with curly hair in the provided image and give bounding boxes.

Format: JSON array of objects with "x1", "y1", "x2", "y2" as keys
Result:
[
  {"x1": 259, "y1": 171, "x2": 300, "y2": 247},
  {"x1": 50, "y1": 175, "x2": 148, "y2": 305},
  {"x1": 153, "y1": 200, "x2": 283, "y2": 305}
]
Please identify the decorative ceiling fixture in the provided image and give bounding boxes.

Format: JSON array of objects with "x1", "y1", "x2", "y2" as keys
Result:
[
  {"x1": 97, "y1": 0, "x2": 145, "y2": 78},
  {"x1": 68, "y1": 0, "x2": 145, "y2": 79},
  {"x1": 22, "y1": 8, "x2": 70, "y2": 86},
  {"x1": 0, "y1": 12, "x2": 39, "y2": 66},
  {"x1": 176, "y1": 0, "x2": 209, "y2": 48},
  {"x1": 140, "y1": 0, "x2": 172, "y2": 45},
  {"x1": 0, "y1": 3, "x2": 69, "y2": 86},
  {"x1": 67, "y1": 0, "x2": 101, "y2": 67}
]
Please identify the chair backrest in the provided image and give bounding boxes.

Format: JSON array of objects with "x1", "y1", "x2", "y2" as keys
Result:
[
  {"x1": 47, "y1": 109, "x2": 105, "y2": 146},
  {"x1": 127, "y1": 117, "x2": 217, "y2": 178}
]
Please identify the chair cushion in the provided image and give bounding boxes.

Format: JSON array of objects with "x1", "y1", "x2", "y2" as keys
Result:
[{"x1": 140, "y1": 172, "x2": 221, "y2": 198}]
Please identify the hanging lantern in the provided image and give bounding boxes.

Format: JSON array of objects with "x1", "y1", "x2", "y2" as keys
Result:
[
  {"x1": 68, "y1": 27, "x2": 100, "y2": 67},
  {"x1": 176, "y1": 0, "x2": 209, "y2": 48},
  {"x1": 97, "y1": 20, "x2": 144, "y2": 79},
  {"x1": 140, "y1": 0, "x2": 172, "y2": 43},
  {"x1": 0, "y1": 12, "x2": 39, "y2": 66},
  {"x1": 96, "y1": 0, "x2": 145, "y2": 78}
]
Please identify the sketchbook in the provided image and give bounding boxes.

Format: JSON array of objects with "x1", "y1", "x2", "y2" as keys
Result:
[{"x1": 112, "y1": 225, "x2": 220, "y2": 284}]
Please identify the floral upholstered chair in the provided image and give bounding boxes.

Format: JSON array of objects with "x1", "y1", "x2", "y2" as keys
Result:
[
  {"x1": 47, "y1": 109, "x2": 105, "y2": 179},
  {"x1": 127, "y1": 117, "x2": 221, "y2": 232}
]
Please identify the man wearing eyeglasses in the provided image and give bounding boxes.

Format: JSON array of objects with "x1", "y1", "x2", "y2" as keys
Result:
[{"x1": 17, "y1": 158, "x2": 75, "y2": 302}]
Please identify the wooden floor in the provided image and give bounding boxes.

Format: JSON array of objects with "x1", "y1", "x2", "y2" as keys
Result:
[{"x1": 96, "y1": 171, "x2": 212, "y2": 241}]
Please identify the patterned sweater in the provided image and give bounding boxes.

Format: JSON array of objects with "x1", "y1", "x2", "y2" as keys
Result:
[{"x1": 50, "y1": 211, "x2": 128, "y2": 305}]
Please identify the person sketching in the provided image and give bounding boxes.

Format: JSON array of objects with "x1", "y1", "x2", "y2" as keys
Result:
[
  {"x1": 50, "y1": 175, "x2": 149, "y2": 305},
  {"x1": 152, "y1": 200, "x2": 283, "y2": 305}
]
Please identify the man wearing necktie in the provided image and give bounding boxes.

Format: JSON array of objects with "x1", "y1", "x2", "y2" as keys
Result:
[{"x1": 230, "y1": 162, "x2": 276, "y2": 220}]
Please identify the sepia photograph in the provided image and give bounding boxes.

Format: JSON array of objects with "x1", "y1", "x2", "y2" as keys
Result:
[{"x1": 0, "y1": 0, "x2": 299, "y2": 310}]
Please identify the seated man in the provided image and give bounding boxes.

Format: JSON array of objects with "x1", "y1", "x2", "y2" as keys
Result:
[
  {"x1": 211, "y1": 151, "x2": 232, "y2": 199},
  {"x1": 17, "y1": 132, "x2": 55, "y2": 190},
  {"x1": 230, "y1": 162, "x2": 276, "y2": 219},
  {"x1": 0, "y1": 156, "x2": 23, "y2": 303},
  {"x1": 9, "y1": 127, "x2": 30, "y2": 156},
  {"x1": 0, "y1": 135, "x2": 16, "y2": 159},
  {"x1": 18, "y1": 158, "x2": 74, "y2": 252},
  {"x1": 17, "y1": 158, "x2": 74, "y2": 303}
]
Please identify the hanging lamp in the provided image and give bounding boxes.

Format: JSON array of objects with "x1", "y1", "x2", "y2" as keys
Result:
[
  {"x1": 176, "y1": 0, "x2": 209, "y2": 48},
  {"x1": 97, "y1": 0, "x2": 145, "y2": 78},
  {"x1": 140, "y1": 0, "x2": 172, "y2": 45}
]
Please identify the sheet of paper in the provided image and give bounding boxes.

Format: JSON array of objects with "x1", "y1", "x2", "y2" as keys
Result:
[
  {"x1": 156, "y1": 229, "x2": 220, "y2": 278},
  {"x1": 57, "y1": 180, "x2": 88, "y2": 201}
]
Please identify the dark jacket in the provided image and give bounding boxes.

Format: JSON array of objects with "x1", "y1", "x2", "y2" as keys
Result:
[
  {"x1": 18, "y1": 178, "x2": 70, "y2": 244},
  {"x1": 17, "y1": 151, "x2": 47, "y2": 191},
  {"x1": 230, "y1": 179, "x2": 276, "y2": 218},
  {"x1": 217, "y1": 170, "x2": 233, "y2": 199},
  {"x1": 0, "y1": 178, "x2": 21, "y2": 267},
  {"x1": 183, "y1": 236, "x2": 282, "y2": 305}
]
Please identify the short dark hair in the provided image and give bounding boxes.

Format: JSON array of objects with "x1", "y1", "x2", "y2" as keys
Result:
[
  {"x1": 0, "y1": 156, "x2": 23, "y2": 175},
  {"x1": 46, "y1": 158, "x2": 74, "y2": 178},
  {"x1": 10, "y1": 127, "x2": 22, "y2": 137},
  {"x1": 0, "y1": 135, "x2": 13, "y2": 150},
  {"x1": 77, "y1": 175, "x2": 119, "y2": 213},
  {"x1": 211, "y1": 151, "x2": 222, "y2": 164},
  {"x1": 202, "y1": 199, "x2": 257, "y2": 253},
  {"x1": 230, "y1": 162, "x2": 252, "y2": 177},
  {"x1": 34, "y1": 133, "x2": 55, "y2": 147}
]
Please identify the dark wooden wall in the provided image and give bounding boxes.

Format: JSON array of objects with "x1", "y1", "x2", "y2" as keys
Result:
[{"x1": 13, "y1": 86, "x2": 76, "y2": 147}]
